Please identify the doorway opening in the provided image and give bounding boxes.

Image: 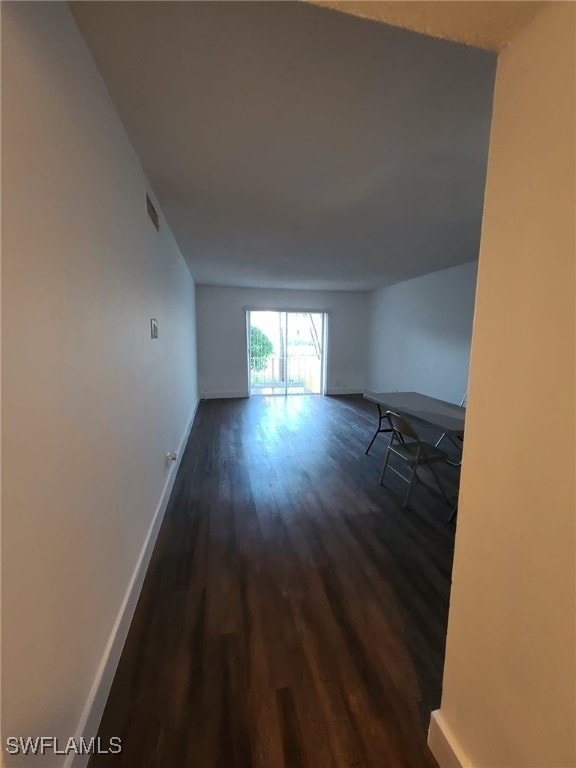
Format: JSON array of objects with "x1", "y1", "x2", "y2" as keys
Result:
[{"x1": 247, "y1": 310, "x2": 326, "y2": 396}]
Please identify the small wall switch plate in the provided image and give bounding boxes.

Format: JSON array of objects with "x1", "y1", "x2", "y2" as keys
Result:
[{"x1": 150, "y1": 319, "x2": 158, "y2": 339}]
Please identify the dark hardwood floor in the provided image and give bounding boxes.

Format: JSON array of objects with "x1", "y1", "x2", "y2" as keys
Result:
[{"x1": 90, "y1": 395, "x2": 459, "y2": 768}]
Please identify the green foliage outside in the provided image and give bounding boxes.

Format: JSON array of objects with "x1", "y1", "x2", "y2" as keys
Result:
[{"x1": 250, "y1": 326, "x2": 274, "y2": 372}]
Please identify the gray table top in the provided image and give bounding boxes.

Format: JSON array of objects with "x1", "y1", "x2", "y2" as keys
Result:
[{"x1": 363, "y1": 391, "x2": 465, "y2": 435}]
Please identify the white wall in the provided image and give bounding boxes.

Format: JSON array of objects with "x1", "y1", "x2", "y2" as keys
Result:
[
  {"x1": 366, "y1": 262, "x2": 478, "y2": 404},
  {"x1": 430, "y1": 4, "x2": 575, "y2": 768},
  {"x1": 1, "y1": 4, "x2": 198, "y2": 766},
  {"x1": 196, "y1": 286, "x2": 369, "y2": 397}
]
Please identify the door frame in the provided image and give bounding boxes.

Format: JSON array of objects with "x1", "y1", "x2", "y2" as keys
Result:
[{"x1": 245, "y1": 308, "x2": 328, "y2": 396}]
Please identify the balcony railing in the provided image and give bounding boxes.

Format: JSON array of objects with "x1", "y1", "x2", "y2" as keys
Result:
[{"x1": 250, "y1": 354, "x2": 321, "y2": 395}]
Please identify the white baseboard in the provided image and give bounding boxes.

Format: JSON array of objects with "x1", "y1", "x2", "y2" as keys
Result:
[
  {"x1": 428, "y1": 710, "x2": 470, "y2": 768},
  {"x1": 200, "y1": 390, "x2": 248, "y2": 399},
  {"x1": 67, "y1": 399, "x2": 199, "y2": 768},
  {"x1": 325, "y1": 387, "x2": 363, "y2": 396}
]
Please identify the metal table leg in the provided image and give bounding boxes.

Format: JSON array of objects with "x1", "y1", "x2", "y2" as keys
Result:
[{"x1": 365, "y1": 403, "x2": 392, "y2": 454}]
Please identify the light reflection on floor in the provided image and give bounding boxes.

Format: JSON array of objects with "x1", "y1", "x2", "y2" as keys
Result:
[{"x1": 250, "y1": 386, "x2": 317, "y2": 396}]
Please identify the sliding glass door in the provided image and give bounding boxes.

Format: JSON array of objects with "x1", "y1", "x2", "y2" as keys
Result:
[{"x1": 248, "y1": 310, "x2": 325, "y2": 396}]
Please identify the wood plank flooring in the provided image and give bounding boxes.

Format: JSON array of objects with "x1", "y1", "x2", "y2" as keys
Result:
[{"x1": 90, "y1": 395, "x2": 458, "y2": 768}]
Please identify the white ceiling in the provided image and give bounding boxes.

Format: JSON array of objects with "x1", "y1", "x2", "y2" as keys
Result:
[{"x1": 71, "y1": 1, "x2": 496, "y2": 291}]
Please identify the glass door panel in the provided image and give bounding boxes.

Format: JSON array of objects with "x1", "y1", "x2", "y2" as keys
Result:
[
  {"x1": 286, "y1": 312, "x2": 323, "y2": 395},
  {"x1": 248, "y1": 311, "x2": 325, "y2": 396}
]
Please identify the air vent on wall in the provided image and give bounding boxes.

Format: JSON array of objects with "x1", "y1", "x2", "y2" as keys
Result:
[{"x1": 146, "y1": 193, "x2": 159, "y2": 231}]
